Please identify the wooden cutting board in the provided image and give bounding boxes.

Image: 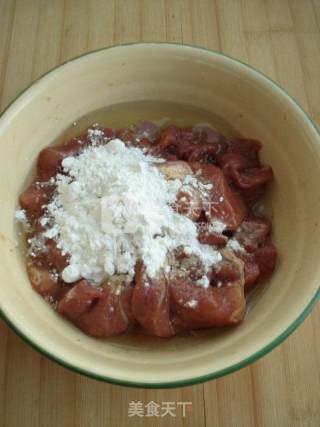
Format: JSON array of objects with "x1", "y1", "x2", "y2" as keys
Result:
[{"x1": 0, "y1": 1, "x2": 319, "y2": 426}]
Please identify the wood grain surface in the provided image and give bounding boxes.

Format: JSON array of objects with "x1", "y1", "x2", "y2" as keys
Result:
[{"x1": 0, "y1": 1, "x2": 319, "y2": 426}]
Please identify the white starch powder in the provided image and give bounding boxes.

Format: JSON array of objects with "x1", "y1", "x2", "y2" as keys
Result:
[{"x1": 43, "y1": 139, "x2": 222, "y2": 284}]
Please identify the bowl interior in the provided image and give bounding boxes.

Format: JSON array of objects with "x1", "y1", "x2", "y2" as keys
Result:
[{"x1": 0, "y1": 44, "x2": 319, "y2": 386}]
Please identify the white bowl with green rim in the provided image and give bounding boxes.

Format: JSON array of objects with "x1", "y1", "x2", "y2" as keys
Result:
[{"x1": 0, "y1": 43, "x2": 319, "y2": 388}]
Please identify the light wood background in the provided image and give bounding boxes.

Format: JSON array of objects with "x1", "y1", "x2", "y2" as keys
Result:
[{"x1": 0, "y1": 1, "x2": 319, "y2": 426}]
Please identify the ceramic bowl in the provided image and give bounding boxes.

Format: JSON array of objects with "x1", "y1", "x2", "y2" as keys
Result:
[{"x1": 0, "y1": 43, "x2": 319, "y2": 388}]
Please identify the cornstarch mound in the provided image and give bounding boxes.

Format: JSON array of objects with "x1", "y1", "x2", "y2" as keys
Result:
[{"x1": 42, "y1": 138, "x2": 222, "y2": 284}]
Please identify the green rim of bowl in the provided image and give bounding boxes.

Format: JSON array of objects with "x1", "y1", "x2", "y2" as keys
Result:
[{"x1": 0, "y1": 42, "x2": 319, "y2": 389}]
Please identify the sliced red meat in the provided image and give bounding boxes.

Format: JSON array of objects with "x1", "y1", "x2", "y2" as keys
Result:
[
  {"x1": 187, "y1": 143, "x2": 221, "y2": 163},
  {"x1": 230, "y1": 166, "x2": 273, "y2": 190},
  {"x1": 19, "y1": 182, "x2": 53, "y2": 218},
  {"x1": 157, "y1": 125, "x2": 226, "y2": 162},
  {"x1": 37, "y1": 139, "x2": 86, "y2": 181},
  {"x1": 172, "y1": 144, "x2": 193, "y2": 160},
  {"x1": 170, "y1": 279, "x2": 246, "y2": 329},
  {"x1": 171, "y1": 248, "x2": 205, "y2": 282},
  {"x1": 76, "y1": 285, "x2": 134, "y2": 338},
  {"x1": 237, "y1": 253, "x2": 260, "y2": 291},
  {"x1": 25, "y1": 235, "x2": 69, "y2": 272},
  {"x1": 157, "y1": 126, "x2": 201, "y2": 155},
  {"x1": 234, "y1": 216, "x2": 271, "y2": 252},
  {"x1": 161, "y1": 152, "x2": 179, "y2": 161},
  {"x1": 240, "y1": 184, "x2": 269, "y2": 203},
  {"x1": 136, "y1": 137, "x2": 158, "y2": 154},
  {"x1": 103, "y1": 127, "x2": 116, "y2": 140},
  {"x1": 221, "y1": 153, "x2": 250, "y2": 175},
  {"x1": 122, "y1": 123, "x2": 160, "y2": 154},
  {"x1": 116, "y1": 128, "x2": 135, "y2": 143},
  {"x1": 193, "y1": 125, "x2": 225, "y2": 145},
  {"x1": 220, "y1": 153, "x2": 273, "y2": 185},
  {"x1": 183, "y1": 127, "x2": 226, "y2": 162},
  {"x1": 155, "y1": 161, "x2": 202, "y2": 221},
  {"x1": 191, "y1": 162, "x2": 247, "y2": 230},
  {"x1": 220, "y1": 150, "x2": 273, "y2": 202},
  {"x1": 37, "y1": 148, "x2": 65, "y2": 181},
  {"x1": 180, "y1": 127, "x2": 199, "y2": 143},
  {"x1": 119, "y1": 285, "x2": 135, "y2": 325},
  {"x1": 157, "y1": 125, "x2": 180, "y2": 151},
  {"x1": 133, "y1": 121, "x2": 159, "y2": 142},
  {"x1": 212, "y1": 259, "x2": 241, "y2": 285},
  {"x1": 211, "y1": 249, "x2": 245, "y2": 286},
  {"x1": 156, "y1": 160, "x2": 193, "y2": 180},
  {"x1": 175, "y1": 188, "x2": 203, "y2": 221},
  {"x1": 58, "y1": 280, "x2": 134, "y2": 338},
  {"x1": 57, "y1": 280, "x2": 103, "y2": 321},
  {"x1": 132, "y1": 262, "x2": 174, "y2": 337},
  {"x1": 46, "y1": 240, "x2": 69, "y2": 272},
  {"x1": 254, "y1": 243, "x2": 277, "y2": 279},
  {"x1": 197, "y1": 225, "x2": 228, "y2": 246},
  {"x1": 22, "y1": 124, "x2": 278, "y2": 339},
  {"x1": 27, "y1": 263, "x2": 61, "y2": 299},
  {"x1": 225, "y1": 138, "x2": 262, "y2": 167}
]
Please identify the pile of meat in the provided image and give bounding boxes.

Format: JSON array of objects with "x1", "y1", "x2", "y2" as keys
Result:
[{"x1": 19, "y1": 122, "x2": 277, "y2": 338}]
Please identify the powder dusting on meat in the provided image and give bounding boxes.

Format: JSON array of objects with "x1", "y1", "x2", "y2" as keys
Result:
[
  {"x1": 42, "y1": 138, "x2": 222, "y2": 285},
  {"x1": 226, "y1": 238, "x2": 245, "y2": 253},
  {"x1": 209, "y1": 220, "x2": 226, "y2": 234}
]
